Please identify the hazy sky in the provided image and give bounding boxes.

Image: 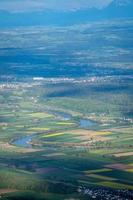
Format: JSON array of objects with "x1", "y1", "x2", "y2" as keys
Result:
[{"x1": 0, "y1": 0, "x2": 113, "y2": 12}]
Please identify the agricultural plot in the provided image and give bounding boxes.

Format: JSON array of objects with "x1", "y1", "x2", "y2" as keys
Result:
[
  {"x1": 0, "y1": 76, "x2": 133, "y2": 200},
  {"x1": 0, "y1": 20, "x2": 133, "y2": 199}
]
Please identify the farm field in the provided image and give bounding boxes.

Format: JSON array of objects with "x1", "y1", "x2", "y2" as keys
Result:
[
  {"x1": 0, "y1": 75, "x2": 133, "y2": 200},
  {"x1": 0, "y1": 19, "x2": 133, "y2": 200}
]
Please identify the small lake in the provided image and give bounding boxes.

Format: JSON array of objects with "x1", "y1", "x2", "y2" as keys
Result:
[
  {"x1": 79, "y1": 119, "x2": 95, "y2": 128},
  {"x1": 13, "y1": 135, "x2": 35, "y2": 148}
]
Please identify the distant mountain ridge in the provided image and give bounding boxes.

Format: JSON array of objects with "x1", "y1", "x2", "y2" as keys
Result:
[
  {"x1": 0, "y1": 0, "x2": 133, "y2": 27},
  {"x1": 111, "y1": 0, "x2": 132, "y2": 6},
  {"x1": 108, "y1": 0, "x2": 133, "y2": 9}
]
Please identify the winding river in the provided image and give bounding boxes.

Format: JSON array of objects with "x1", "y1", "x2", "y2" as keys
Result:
[{"x1": 12, "y1": 112, "x2": 96, "y2": 148}]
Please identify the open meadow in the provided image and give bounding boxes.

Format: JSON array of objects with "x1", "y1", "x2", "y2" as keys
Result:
[{"x1": 0, "y1": 19, "x2": 133, "y2": 200}]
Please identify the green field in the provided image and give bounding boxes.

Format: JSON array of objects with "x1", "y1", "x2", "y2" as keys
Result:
[{"x1": 0, "y1": 76, "x2": 133, "y2": 200}]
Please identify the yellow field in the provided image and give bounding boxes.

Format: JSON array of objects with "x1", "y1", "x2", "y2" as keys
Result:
[
  {"x1": 98, "y1": 181, "x2": 133, "y2": 190},
  {"x1": 28, "y1": 112, "x2": 53, "y2": 118},
  {"x1": 113, "y1": 152, "x2": 133, "y2": 157},
  {"x1": 85, "y1": 168, "x2": 112, "y2": 174},
  {"x1": 128, "y1": 163, "x2": 133, "y2": 166},
  {"x1": 96, "y1": 131, "x2": 112, "y2": 135},
  {"x1": 15, "y1": 125, "x2": 25, "y2": 128},
  {"x1": 42, "y1": 132, "x2": 64, "y2": 138},
  {"x1": 127, "y1": 163, "x2": 133, "y2": 172},
  {"x1": 125, "y1": 169, "x2": 133, "y2": 173},
  {"x1": 87, "y1": 174, "x2": 116, "y2": 181},
  {"x1": 30, "y1": 127, "x2": 50, "y2": 131},
  {"x1": 57, "y1": 122, "x2": 76, "y2": 125}
]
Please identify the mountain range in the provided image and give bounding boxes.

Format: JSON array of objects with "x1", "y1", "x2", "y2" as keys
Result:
[{"x1": 0, "y1": 0, "x2": 133, "y2": 27}]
